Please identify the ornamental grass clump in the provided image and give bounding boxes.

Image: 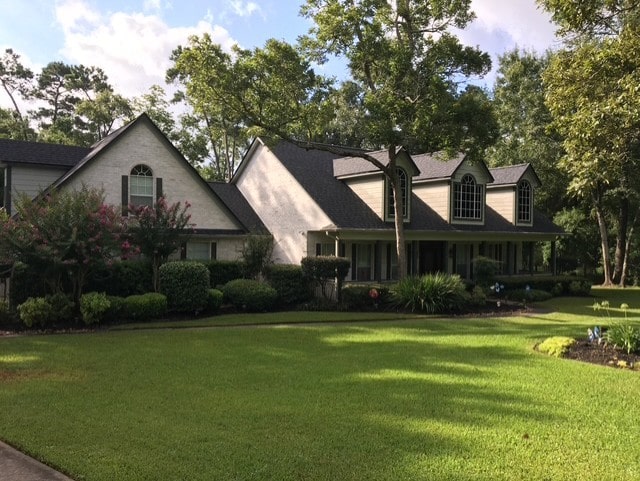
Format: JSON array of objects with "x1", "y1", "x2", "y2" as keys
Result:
[
  {"x1": 606, "y1": 322, "x2": 640, "y2": 355},
  {"x1": 391, "y1": 273, "x2": 467, "y2": 314}
]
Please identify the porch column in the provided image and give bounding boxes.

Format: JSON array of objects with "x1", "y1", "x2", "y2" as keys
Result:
[
  {"x1": 551, "y1": 240, "x2": 557, "y2": 276},
  {"x1": 374, "y1": 241, "x2": 382, "y2": 282},
  {"x1": 528, "y1": 242, "x2": 534, "y2": 275}
]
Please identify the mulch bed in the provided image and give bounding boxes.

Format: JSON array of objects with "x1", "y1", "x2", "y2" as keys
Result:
[{"x1": 563, "y1": 339, "x2": 640, "y2": 369}]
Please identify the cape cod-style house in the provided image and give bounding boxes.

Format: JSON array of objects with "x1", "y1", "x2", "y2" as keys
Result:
[{"x1": 0, "y1": 114, "x2": 563, "y2": 284}]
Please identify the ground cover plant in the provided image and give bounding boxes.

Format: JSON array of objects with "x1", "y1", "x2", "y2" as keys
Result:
[{"x1": 1, "y1": 291, "x2": 639, "y2": 480}]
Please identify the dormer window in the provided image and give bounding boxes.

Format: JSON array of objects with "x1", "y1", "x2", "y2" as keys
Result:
[
  {"x1": 453, "y1": 174, "x2": 483, "y2": 220},
  {"x1": 517, "y1": 180, "x2": 532, "y2": 223},
  {"x1": 130, "y1": 164, "x2": 154, "y2": 208},
  {"x1": 387, "y1": 168, "x2": 409, "y2": 220}
]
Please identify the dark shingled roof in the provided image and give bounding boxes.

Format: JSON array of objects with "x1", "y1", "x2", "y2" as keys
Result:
[
  {"x1": 412, "y1": 152, "x2": 466, "y2": 181},
  {"x1": 270, "y1": 140, "x2": 563, "y2": 236},
  {"x1": 0, "y1": 138, "x2": 91, "y2": 167},
  {"x1": 333, "y1": 148, "x2": 400, "y2": 177},
  {"x1": 488, "y1": 164, "x2": 541, "y2": 187},
  {"x1": 208, "y1": 182, "x2": 268, "y2": 234}
]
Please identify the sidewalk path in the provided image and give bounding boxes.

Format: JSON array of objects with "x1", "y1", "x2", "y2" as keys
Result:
[{"x1": 0, "y1": 441, "x2": 74, "y2": 481}]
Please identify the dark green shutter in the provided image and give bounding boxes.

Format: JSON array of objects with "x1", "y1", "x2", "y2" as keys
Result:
[
  {"x1": 315, "y1": 243, "x2": 321, "y2": 256},
  {"x1": 210, "y1": 242, "x2": 217, "y2": 260},
  {"x1": 121, "y1": 175, "x2": 128, "y2": 216},
  {"x1": 156, "y1": 177, "x2": 163, "y2": 200}
]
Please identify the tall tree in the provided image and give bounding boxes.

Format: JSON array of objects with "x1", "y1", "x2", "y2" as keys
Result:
[
  {"x1": 170, "y1": 1, "x2": 493, "y2": 278},
  {"x1": 540, "y1": 0, "x2": 640, "y2": 285},
  {"x1": 0, "y1": 48, "x2": 34, "y2": 140},
  {"x1": 487, "y1": 48, "x2": 567, "y2": 216},
  {"x1": 168, "y1": 47, "x2": 250, "y2": 181}
]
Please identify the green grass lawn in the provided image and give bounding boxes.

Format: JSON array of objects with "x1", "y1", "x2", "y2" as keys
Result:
[{"x1": 1, "y1": 290, "x2": 639, "y2": 480}]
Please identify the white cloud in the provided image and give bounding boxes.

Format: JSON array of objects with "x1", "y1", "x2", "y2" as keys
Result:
[
  {"x1": 229, "y1": 1, "x2": 262, "y2": 18},
  {"x1": 54, "y1": 0, "x2": 238, "y2": 99}
]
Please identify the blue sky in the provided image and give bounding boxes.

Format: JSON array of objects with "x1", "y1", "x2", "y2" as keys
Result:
[{"x1": 0, "y1": 0, "x2": 560, "y2": 108}]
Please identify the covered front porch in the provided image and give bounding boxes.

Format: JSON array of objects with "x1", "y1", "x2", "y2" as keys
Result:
[{"x1": 309, "y1": 230, "x2": 559, "y2": 283}]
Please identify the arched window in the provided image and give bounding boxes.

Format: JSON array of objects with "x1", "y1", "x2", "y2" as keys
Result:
[
  {"x1": 129, "y1": 164, "x2": 154, "y2": 208},
  {"x1": 517, "y1": 180, "x2": 532, "y2": 223},
  {"x1": 453, "y1": 174, "x2": 483, "y2": 220},
  {"x1": 387, "y1": 168, "x2": 409, "y2": 219}
]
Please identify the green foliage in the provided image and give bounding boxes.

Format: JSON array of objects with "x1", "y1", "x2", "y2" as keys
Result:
[
  {"x1": 301, "y1": 256, "x2": 350, "y2": 299},
  {"x1": 206, "y1": 260, "x2": 246, "y2": 288},
  {"x1": 340, "y1": 285, "x2": 391, "y2": 311},
  {"x1": 468, "y1": 285, "x2": 487, "y2": 307},
  {"x1": 80, "y1": 292, "x2": 111, "y2": 325},
  {"x1": 265, "y1": 264, "x2": 312, "y2": 307},
  {"x1": 8, "y1": 262, "x2": 46, "y2": 309},
  {"x1": 45, "y1": 293, "x2": 75, "y2": 323},
  {"x1": 103, "y1": 296, "x2": 126, "y2": 324},
  {"x1": 606, "y1": 323, "x2": 640, "y2": 355},
  {"x1": 472, "y1": 256, "x2": 500, "y2": 288},
  {"x1": 205, "y1": 289, "x2": 224, "y2": 313},
  {"x1": 241, "y1": 235, "x2": 274, "y2": 279},
  {"x1": 0, "y1": 187, "x2": 125, "y2": 307},
  {"x1": 16, "y1": 297, "x2": 52, "y2": 327},
  {"x1": 159, "y1": 261, "x2": 209, "y2": 314},
  {"x1": 505, "y1": 289, "x2": 552, "y2": 303},
  {"x1": 537, "y1": 336, "x2": 576, "y2": 358},
  {"x1": 0, "y1": 299, "x2": 12, "y2": 324},
  {"x1": 87, "y1": 260, "x2": 153, "y2": 297},
  {"x1": 494, "y1": 276, "x2": 591, "y2": 296},
  {"x1": 222, "y1": 279, "x2": 278, "y2": 312},
  {"x1": 127, "y1": 197, "x2": 193, "y2": 291},
  {"x1": 391, "y1": 273, "x2": 468, "y2": 314},
  {"x1": 124, "y1": 293, "x2": 168, "y2": 321}
]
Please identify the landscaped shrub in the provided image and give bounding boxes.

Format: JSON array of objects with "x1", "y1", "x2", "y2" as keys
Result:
[
  {"x1": 103, "y1": 296, "x2": 126, "y2": 323},
  {"x1": 241, "y1": 235, "x2": 274, "y2": 279},
  {"x1": 265, "y1": 264, "x2": 312, "y2": 306},
  {"x1": 159, "y1": 261, "x2": 210, "y2": 314},
  {"x1": 340, "y1": 284, "x2": 391, "y2": 311},
  {"x1": 606, "y1": 323, "x2": 640, "y2": 355},
  {"x1": 538, "y1": 336, "x2": 576, "y2": 357},
  {"x1": 391, "y1": 273, "x2": 468, "y2": 314},
  {"x1": 493, "y1": 275, "x2": 592, "y2": 297},
  {"x1": 473, "y1": 256, "x2": 500, "y2": 287},
  {"x1": 468, "y1": 285, "x2": 487, "y2": 307},
  {"x1": 124, "y1": 293, "x2": 168, "y2": 321},
  {"x1": 17, "y1": 297, "x2": 53, "y2": 327},
  {"x1": 206, "y1": 260, "x2": 246, "y2": 288},
  {"x1": 87, "y1": 260, "x2": 153, "y2": 297},
  {"x1": 45, "y1": 293, "x2": 75, "y2": 323},
  {"x1": 222, "y1": 279, "x2": 278, "y2": 312},
  {"x1": 205, "y1": 289, "x2": 224, "y2": 313},
  {"x1": 301, "y1": 256, "x2": 350, "y2": 299},
  {"x1": 80, "y1": 292, "x2": 111, "y2": 325},
  {"x1": 505, "y1": 288, "x2": 553, "y2": 303},
  {"x1": 568, "y1": 280, "x2": 591, "y2": 296}
]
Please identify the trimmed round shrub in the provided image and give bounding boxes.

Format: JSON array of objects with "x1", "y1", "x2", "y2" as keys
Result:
[
  {"x1": 159, "y1": 261, "x2": 210, "y2": 314},
  {"x1": 391, "y1": 273, "x2": 468, "y2": 314},
  {"x1": 473, "y1": 256, "x2": 499, "y2": 288},
  {"x1": 568, "y1": 280, "x2": 591, "y2": 296},
  {"x1": 45, "y1": 293, "x2": 75, "y2": 323},
  {"x1": 538, "y1": 336, "x2": 575, "y2": 358},
  {"x1": 206, "y1": 289, "x2": 224, "y2": 313},
  {"x1": 222, "y1": 279, "x2": 278, "y2": 312},
  {"x1": 265, "y1": 264, "x2": 312, "y2": 307},
  {"x1": 10, "y1": 262, "x2": 46, "y2": 310},
  {"x1": 468, "y1": 285, "x2": 487, "y2": 307},
  {"x1": 80, "y1": 292, "x2": 111, "y2": 325},
  {"x1": 301, "y1": 256, "x2": 350, "y2": 299},
  {"x1": 17, "y1": 297, "x2": 53, "y2": 327},
  {"x1": 124, "y1": 293, "x2": 168, "y2": 321}
]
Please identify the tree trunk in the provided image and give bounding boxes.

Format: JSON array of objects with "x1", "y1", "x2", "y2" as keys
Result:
[
  {"x1": 620, "y1": 206, "x2": 639, "y2": 287},
  {"x1": 594, "y1": 198, "x2": 613, "y2": 286},
  {"x1": 387, "y1": 148, "x2": 407, "y2": 280},
  {"x1": 612, "y1": 196, "x2": 629, "y2": 284}
]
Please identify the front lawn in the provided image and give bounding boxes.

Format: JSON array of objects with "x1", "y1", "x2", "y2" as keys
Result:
[{"x1": 1, "y1": 300, "x2": 639, "y2": 480}]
